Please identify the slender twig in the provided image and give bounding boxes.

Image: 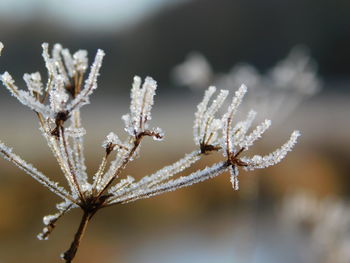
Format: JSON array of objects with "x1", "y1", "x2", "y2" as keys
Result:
[
  {"x1": 62, "y1": 211, "x2": 92, "y2": 263},
  {"x1": 0, "y1": 42, "x2": 300, "y2": 263},
  {"x1": 60, "y1": 127, "x2": 85, "y2": 203}
]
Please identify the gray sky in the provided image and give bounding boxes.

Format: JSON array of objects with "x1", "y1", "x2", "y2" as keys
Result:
[{"x1": 0, "y1": 0, "x2": 187, "y2": 31}]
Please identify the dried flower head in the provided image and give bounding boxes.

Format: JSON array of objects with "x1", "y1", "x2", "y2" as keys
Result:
[{"x1": 0, "y1": 42, "x2": 300, "y2": 262}]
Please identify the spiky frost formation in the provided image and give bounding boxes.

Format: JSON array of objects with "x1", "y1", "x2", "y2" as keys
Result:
[
  {"x1": 0, "y1": 42, "x2": 300, "y2": 261},
  {"x1": 123, "y1": 76, "x2": 159, "y2": 136},
  {"x1": 242, "y1": 130, "x2": 300, "y2": 170}
]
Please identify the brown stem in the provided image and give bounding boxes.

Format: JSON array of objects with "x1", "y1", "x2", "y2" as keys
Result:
[
  {"x1": 96, "y1": 137, "x2": 141, "y2": 198},
  {"x1": 62, "y1": 211, "x2": 92, "y2": 263}
]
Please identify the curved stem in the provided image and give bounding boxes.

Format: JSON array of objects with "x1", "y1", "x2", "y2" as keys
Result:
[{"x1": 62, "y1": 211, "x2": 92, "y2": 263}]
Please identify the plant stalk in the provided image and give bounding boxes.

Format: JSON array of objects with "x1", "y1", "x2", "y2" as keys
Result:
[{"x1": 62, "y1": 211, "x2": 92, "y2": 263}]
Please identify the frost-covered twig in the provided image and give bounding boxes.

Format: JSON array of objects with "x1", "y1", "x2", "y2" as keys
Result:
[{"x1": 0, "y1": 42, "x2": 300, "y2": 262}]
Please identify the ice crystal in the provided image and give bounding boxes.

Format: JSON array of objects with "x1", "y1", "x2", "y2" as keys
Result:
[
  {"x1": 0, "y1": 42, "x2": 300, "y2": 262},
  {"x1": 23, "y1": 72, "x2": 44, "y2": 96},
  {"x1": 101, "y1": 132, "x2": 121, "y2": 149}
]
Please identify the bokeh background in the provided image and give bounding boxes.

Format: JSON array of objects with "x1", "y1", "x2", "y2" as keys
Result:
[{"x1": 0, "y1": 0, "x2": 349, "y2": 262}]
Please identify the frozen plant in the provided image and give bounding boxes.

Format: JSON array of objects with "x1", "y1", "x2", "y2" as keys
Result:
[
  {"x1": 173, "y1": 46, "x2": 321, "y2": 122},
  {"x1": 0, "y1": 42, "x2": 300, "y2": 263}
]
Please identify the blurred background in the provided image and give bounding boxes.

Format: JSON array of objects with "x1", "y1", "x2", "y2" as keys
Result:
[{"x1": 0, "y1": 0, "x2": 349, "y2": 262}]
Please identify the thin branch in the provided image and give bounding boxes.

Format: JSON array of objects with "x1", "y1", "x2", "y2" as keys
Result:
[
  {"x1": 107, "y1": 161, "x2": 229, "y2": 206},
  {"x1": 62, "y1": 211, "x2": 92, "y2": 263},
  {"x1": 60, "y1": 127, "x2": 85, "y2": 202},
  {"x1": 0, "y1": 143, "x2": 75, "y2": 203}
]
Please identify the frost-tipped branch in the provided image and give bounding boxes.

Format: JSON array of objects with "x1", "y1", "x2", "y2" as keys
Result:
[
  {"x1": 222, "y1": 84, "x2": 247, "y2": 156},
  {"x1": 194, "y1": 86, "x2": 216, "y2": 142},
  {"x1": 37, "y1": 117, "x2": 79, "y2": 196},
  {"x1": 67, "y1": 49, "x2": 105, "y2": 112},
  {"x1": 97, "y1": 76, "x2": 163, "y2": 196},
  {"x1": 1, "y1": 72, "x2": 51, "y2": 117},
  {"x1": 0, "y1": 141, "x2": 74, "y2": 202},
  {"x1": 231, "y1": 110, "x2": 257, "y2": 144},
  {"x1": 59, "y1": 127, "x2": 84, "y2": 201},
  {"x1": 194, "y1": 87, "x2": 228, "y2": 151},
  {"x1": 242, "y1": 130, "x2": 301, "y2": 170},
  {"x1": 23, "y1": 72, "x2": 44, "y2": 97},
  {"x1": 0, "y1": 42, "x2": 301, "y2": 263},
  {"x1": 70, "y1": 110, "x2": 88, "y2": 186},
  {"x1": 125, "y1": 76, "x2": 158, "y2": 135},
  {"x1": 52, "y1": 44, "x2": 70, "y2": 85},
  {"x1": 92, "y1": 132, "x2": 123, "y2": 193},
  {"x1": 108, "y1": 162, "x2": 229, "y2": 205},
  {"x1": 239, "y1": 119, "x2": 271, "y2": 149},
  {"x1": 106, "y1": 150, "x2": 202, "y2": 202},
  {"x1": 38, "y1": 200, "x2": 76, "y2": 241},
  {"x1": 96, "y1": 133, "x2": 148, "y2": 197},
  {"x1": 229, "y1": 165, "x2": 239, "y2": 191}
]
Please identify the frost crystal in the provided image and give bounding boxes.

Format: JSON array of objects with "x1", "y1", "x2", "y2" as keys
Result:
[
  {"x1": 229, "y1": 166, "x2": 239, "y2": 190},
  {"x1": 151, "y1": 127, "x2": 164, "y2": 141},
  {"x1": 65, "y1": 127, "x2": 86, "y2": 138},
  {"x1": 101, "y1": 132, "x2": 121, "y2": 149},
  {"x1": 242, "y1": 130, "x2": 300, "y2": 170},
  {"x1": 73, "y1": 50, "x2": 88, "y2": 74},
  {"x1": 0, "y1": 42, "x2": 300, "y2": 261},
  {"x1": 23, "y1": 72, "x2": 44, "y2": 95},
  {"x1": 67, "y1": 49, "x2": 105, "y2": 111},
  {"x1": 193, "y1": 86, "x2": 229, "y2": 150}
]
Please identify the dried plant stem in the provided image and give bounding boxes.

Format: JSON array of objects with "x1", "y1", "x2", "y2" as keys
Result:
[
  {"x1": 97, "y1": 136, "x2": 141, "y2": 197},
  {"x1": 0, "y1": 42, "x2": 300, "y2": 262},
  {"x1": 62, "y1": 211, "x2": 93, "y2": 263}
]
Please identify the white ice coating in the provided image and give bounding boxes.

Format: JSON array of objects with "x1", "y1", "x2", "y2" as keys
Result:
[
  {"x1": 107, "y1": 150, "x2": 201, "y2": 199},
  {"x1": 23, "y1": 72, "x2": 44, "y2": 95},
  {"x1": 37, "y1": 200, "x2": 75, "y2": 241},
  {"x1": 65, "y1": 127, "x2": 86, "y2": 138},
  {"x1": 127, "y1": 75, "x2": 158, "y2": 133},
  {"x1": 1, "y1": 72, "x2": 51, "y2": 117},
  {"x1": 61, "y1": 48, "x2": 76, "y2": 77},
  {"x1": 229, "y1": 165, "x2": 239, "y2": 191},
  {"x1": 0, "y1": 140, "x2": 71, "y2": 201},
  {"x1": 101, "y1": 132, "x2": 121, "y2": 149},
  {"x1": 67, "y1": 49, "x2": 105, "y2": 111},
  {"x1": 108, "y1": 162, "x2": 228, "y2": 205},
  {"x1": 239, "y1": 119, "x2": 271, "y2": 149},
  {"x1": 222, "y1": 84, "x2": 248, "y2": 154},
  {"x1": 49, "y1": 75, "x2": 69, "y2": 113},
  {"x1": 151, "y1": 127, "x2": 164, "y2": 141},
  {"x1": 193, "y1": 86, "x2": 228, "y2": 147},
  {"x1": 73, "y1": 50, "x2": 88, "y2": 74},
  {"x1": 232, "y1": 110, "x2": 257, "y2": 144},
  {"x1": 242, "y1": 130, "x2": 301, "y2": 170},
  {"x1": 0, "y1": 42, "x2": 300, "y2": 244}
]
